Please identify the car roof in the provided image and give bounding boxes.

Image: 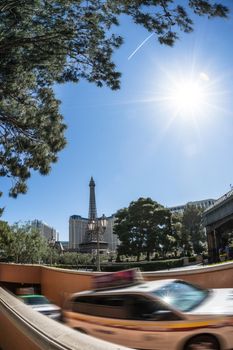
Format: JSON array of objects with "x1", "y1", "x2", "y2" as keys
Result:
[{"x1": 71, "y1": 278, "x2": 179, "y2": 298}]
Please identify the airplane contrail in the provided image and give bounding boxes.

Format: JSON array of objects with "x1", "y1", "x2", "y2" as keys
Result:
[{"x1": 128, "y1": 32, "x2": 155, "y2": 60}]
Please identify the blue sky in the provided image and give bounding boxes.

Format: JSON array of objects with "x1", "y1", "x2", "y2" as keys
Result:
[{"x1": 2, "y1": 3, "x2": 233, "y2": 241}]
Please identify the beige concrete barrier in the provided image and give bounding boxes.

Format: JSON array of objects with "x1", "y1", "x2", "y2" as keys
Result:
[
  {"x1": 143, "y1": 261, "x2": 233, "y2": 289},
  {"x1": 0, "y1": 287, "x2": 132, "y2": 350},
  {"x1": 1, "y1": 262, "x2": 233, "y2": 308}
]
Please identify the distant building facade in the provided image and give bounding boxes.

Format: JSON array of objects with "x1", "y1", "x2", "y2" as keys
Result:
[
  {"x1": 169, "y1": 198, "x2": 216, "y2": 214},
  {"x1": 31, "y1": 220, "x2": 59, "y2": 242},
  {"x1": 69, "y1": 214, "x2": 119, "y2": 252},
  {"x1": 69, "y1": 215, "x2": 88, "y2": 250},
  {"x1": 104, "y1": 215, "x2": 119, "y2": 251}
]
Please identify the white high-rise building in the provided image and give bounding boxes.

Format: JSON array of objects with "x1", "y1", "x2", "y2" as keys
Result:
[
  {"x1": 31, "y1": 220, "x2": 58, "y2": 242},
  {"x1": 69, "y1": 214, "x2": 119, "y2": 252},
  {"x1": 69, "y1": 215, "x2": 88, "y2": 250},
  {"x1": 104, "y1": 215, "x2": 119, "y2": 251},
  {"x1": 169, "y1": 198, "x2": 216, "y2": 214}
]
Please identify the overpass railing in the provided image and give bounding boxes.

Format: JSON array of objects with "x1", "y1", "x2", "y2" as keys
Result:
[{"x1": 204, "y1": 188, "x2": 233, "y2": 214}]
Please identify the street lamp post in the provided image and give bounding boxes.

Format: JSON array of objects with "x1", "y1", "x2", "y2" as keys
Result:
[
  {"x1": 88, "y1": 214, "x2": 107, "y2": 271},
  {"x1": 96, "y1": 223, "x2": 100, "y2": 272}
]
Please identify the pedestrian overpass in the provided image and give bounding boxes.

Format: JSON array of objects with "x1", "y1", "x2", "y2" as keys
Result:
[{"x1": 202, "y1": 189, "x2": 233, "y2": 262}]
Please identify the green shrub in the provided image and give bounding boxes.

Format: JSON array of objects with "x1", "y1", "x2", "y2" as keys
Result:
[
  {"x1": 101, "y1": 258, "x2": 183, "y2": 272},
  {"x1": 50, "y1": 258, "x2": 184, "y2": 272},
  {"x1": 188, "y1": 256, "x2": 196, "y2": 263}
]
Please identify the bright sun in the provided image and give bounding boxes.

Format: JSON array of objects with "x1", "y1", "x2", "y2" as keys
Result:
[
  {"x1": 171, "y1": 79, "x2": 205, "y2": 114},
  {"x1": 156, "y1": 70, "x2": 214, "y2": 121},
  {"x1": 167, "y1": 72, "x2": 212, "y2": 120}
]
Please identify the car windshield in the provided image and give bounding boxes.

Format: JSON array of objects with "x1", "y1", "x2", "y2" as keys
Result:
[
  {"x1": 22, "y1": 295, "x2": 50, "y2": 305},
  {"x1": 151, "y1": 281, "x2": 209, "y2": 312}
]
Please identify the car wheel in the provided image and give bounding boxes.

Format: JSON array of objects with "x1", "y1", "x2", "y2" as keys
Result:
[{"x1": 184, "y1": 335, "x2": 220, "y2": 350}]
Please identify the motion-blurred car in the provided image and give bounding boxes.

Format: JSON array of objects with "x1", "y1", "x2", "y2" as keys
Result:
[
  {"x1": 19, "y1": 294, "x2": 61, "y2": 321},
  {"x1": 63, "y1": 269, "x2": 233, "y2": 350}
]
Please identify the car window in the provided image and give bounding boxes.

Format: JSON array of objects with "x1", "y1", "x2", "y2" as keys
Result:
[
  {"x1": 152, "y1": 281, "x2": 209, "y2": 312},
  {"x1": 71, "y1": 293, "x2": 182, "y2": 321},
  {"x1": 125, "y1": 295, "x2": 181, "y2": 321},
  {"x1": 71, "y1": 295, "x2": 127, "y2": 319},
  {"x1": 22, "y1": 296, "x2": 50, "y2": 305}
]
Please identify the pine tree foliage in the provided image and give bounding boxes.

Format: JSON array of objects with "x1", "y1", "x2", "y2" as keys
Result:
[{"x1": 0, "y1": 1, "x2": 229, "y2": 197}]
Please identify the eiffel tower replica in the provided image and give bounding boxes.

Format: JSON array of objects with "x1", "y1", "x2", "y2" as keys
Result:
[{"x1": 79, "y1": 177, "x2": 108, "y2": 253}]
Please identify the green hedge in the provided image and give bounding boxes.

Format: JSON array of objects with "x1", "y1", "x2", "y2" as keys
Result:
[
  {"x1": 188, "y1": 256, "x2": 197, "y2": 263},
  {"x1": 101, "y1": 259, "x2": 183, "y2": 272},
  {"x1": 52, "y1": 258, "x2": 184, "y2": 272}
]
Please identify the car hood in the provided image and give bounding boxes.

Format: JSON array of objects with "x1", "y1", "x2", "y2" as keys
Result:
[
  {"x1": 30, "y1": 304, "x2": 61, "y2": 312},
  {"x1": 191, "y1": 288, "x2": 233, "y2": 315}
]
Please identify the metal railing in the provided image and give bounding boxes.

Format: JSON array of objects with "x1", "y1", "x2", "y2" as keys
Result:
[{"x1": 203, "y1": 188, "x2": 233, "y2": 214}]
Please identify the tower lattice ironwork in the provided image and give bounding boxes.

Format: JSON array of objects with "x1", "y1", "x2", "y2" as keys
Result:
[
  {"x1": 88, "y1": 177, "x2": 97, "y2": 220},
  {"x1": 79, "y1": 177, "x2": 108, "y2": 253}
]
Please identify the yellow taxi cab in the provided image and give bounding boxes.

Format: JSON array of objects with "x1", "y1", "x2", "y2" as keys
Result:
[{"x1": 63, "y1": 269, "x2": 233, "y2": 350}]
